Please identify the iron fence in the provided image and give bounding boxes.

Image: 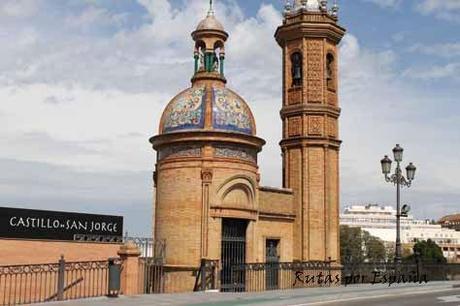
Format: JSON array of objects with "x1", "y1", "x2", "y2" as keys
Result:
[
  {"x1": 194, "y1": 259, "x2": 218, "y2": 291},
  {"x1": 417, "y1": 261, "x2": 460, "y2": 281},
  {"x1": 342, "y1": 261, "x2": 460, "y2": 284},
  {"x1": 228, "y1": 261, "x2": 339, "y2": 292},
  {"x1": 123, "y1": 237, "x2": 165, "y2": 260},
  {"x1": 139, "y1": 258, "x2": 164, "y2": 294},
  {"x1": 225, "y1": 260, "x2": 460, "y2": 292},
  {"x1": 0, "y1": 257, "x2": 110, "y2": 305},
  {"x1": 341, "y1": 261, "x2": 420, "y2": 285}
]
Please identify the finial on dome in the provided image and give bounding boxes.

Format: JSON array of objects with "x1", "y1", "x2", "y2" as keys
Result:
[
  {"x1": 284, "y1": 0, "x2": 292, "y2": 16},
  {"x1": 320, "y1": 0, "x2": 328, "y2": 12},
  {"x1": 331, "y1": 0, "x2": 339, "y2": 18},
  {"x1": 207, "y1": 0, "x2": 214, "y2": 17}
]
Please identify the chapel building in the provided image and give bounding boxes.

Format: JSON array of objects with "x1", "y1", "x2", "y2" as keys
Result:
[{"x1": 150, "y1": 0, "x2": 345, "y2": 292}]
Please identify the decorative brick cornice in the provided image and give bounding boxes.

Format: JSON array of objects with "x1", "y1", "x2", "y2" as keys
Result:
[
  {"x1": 279, "y1": 137, "x2": 341, "y2": 150},
  {"x1": 280, "y1": 104, "x2": 341, "y2": 119}
]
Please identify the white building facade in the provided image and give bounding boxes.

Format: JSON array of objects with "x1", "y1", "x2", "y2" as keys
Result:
[{"x1": 340, "y1": 204, "x2": 460, "y2": 262}]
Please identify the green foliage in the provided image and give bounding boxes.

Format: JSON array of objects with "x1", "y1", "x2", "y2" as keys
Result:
[
  {"x1": 340, "y1": 225, "x2": 386, "y2": 263},
  {"x1": 405, "y1": 239, "x2": 447, "y2": 263},
  {"x1": 362, "y1": 231, "x2": 386, "y2": 262},
  {"x1": 340, "y1": 225, "x2": 364, "y2": 263}
]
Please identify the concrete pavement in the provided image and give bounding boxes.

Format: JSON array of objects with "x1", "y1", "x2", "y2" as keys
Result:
[{"x1": 43, "y1": 281, "x2": 460, "y2": 306}]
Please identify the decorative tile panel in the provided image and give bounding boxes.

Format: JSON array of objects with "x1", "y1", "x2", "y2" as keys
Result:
[
  {"x1": 308, "y1": 116, "x2": 324, "y2": 136},
  {"x1": 327, "y1": 91, "x2": 337, "y2": 106},
  {"x1": 214, "y1": 145, "x2": 257, "y2": 163},
  {"x1": 288, "y1": 87, "x2": 302, "y2": 105},
  {"x1": 288, "y1": 116, "x2": 302, "y2": 137},
  {"x1": 159, "y1": 145, "x2": 202, "y2": 160},
  {"x1": 328, "y1": 117, "x2": 337, "y2": 138},
  {"x1": 212, "y1": 88, "x2": 254, "y2": 135},
  {"x1": 307, "y1": 40, "x2": 323, "y2": 103},
  {"x1": 163, "y1": 87, "x2": 206, "y2": 133}
]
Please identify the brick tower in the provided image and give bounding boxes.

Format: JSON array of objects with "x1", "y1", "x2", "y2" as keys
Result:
[
  {"x1": 275, "y1": 0, "x2": 346, "y2": 262},
  {"x1": 150, "y1": 2, "x2": 265, "y2": 292}
]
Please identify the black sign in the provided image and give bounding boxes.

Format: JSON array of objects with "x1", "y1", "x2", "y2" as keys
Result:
[{"x1": 0, "y1": 207, "x2": 123, "y2": 242}]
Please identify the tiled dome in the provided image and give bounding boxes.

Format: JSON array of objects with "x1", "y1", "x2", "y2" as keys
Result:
[
  {"x1": 160, "y1": 87, "x2": 206, "y2": 134},
  {"x1": 196, "y1": 15, "x2": 225, "y2": 32},
  {"x1": 212, "y1": 87, "x2": 254, "y2": 135},
  {"x1": 160, "y1": 86, "x2": 256, "y2": 135}
]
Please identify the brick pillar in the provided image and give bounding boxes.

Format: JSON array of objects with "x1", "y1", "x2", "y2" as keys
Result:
[{"x1": 118, "y1": 242, "x2": 141, "y2": 296}]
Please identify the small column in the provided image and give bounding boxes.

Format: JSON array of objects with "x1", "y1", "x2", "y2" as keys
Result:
[
  {"x1": 118, "y1": 242, "x2": 141, "y2": 296},
  {"x1": 219, "y1": 52, "x2": 225, "y2": 76},
  {"x1": 194, "y1": 51, "x2": 199, "y2": 74},
  {"x1": 201, "y1": 168, "x2": 213, "y2": 258}
]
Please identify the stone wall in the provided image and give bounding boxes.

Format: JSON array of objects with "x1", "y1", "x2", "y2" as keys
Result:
[{"x1": 0, "y1": 238, "x2": 121, "y2": 265}]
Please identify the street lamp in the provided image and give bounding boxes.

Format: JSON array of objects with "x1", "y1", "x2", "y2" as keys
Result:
[{"x1": 380, "y1": 144, "x2": 417, "y2": 263}]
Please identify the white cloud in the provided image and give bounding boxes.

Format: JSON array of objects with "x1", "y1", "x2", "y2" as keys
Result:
[
  {"x1": 1, "y1": 0, "x2": 459, "y2": 233},
  {"x1": 362, "y1": 0, "x2": 401, "y2": 9},
  {"x1": 338, "y1": 33, "x2": 460, "y2": 219},
  {"x1": 0, "y1": 0, "x2": 40, "y2": 18},
  {"x1": 416, "y1": 0, "x2": 460, "y2": 22},
  {"x1": 409, "y1": 42, "x2": 460, "y2": 58},
  {"x1": 403, "y1": 62, "x2": 460, "y2": 80}
]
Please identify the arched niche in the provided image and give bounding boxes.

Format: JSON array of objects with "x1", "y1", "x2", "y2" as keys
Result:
[
  {"x1": 326, "y1": 52, "x2": 336, "y2": 91},
  {"x1": 290, "y1": 51, "x2": 303, "y2": 87},
  {"x1": 195, "y1": 40, "x2": 206, "y2": 72},
  {"x1": 216, "y1": 175, "x2": 256, "y2": 210}
]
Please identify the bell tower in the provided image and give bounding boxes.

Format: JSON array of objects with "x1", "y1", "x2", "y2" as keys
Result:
[{"x1": 275, "y1": 0, "x2": 345, "y2": 262}]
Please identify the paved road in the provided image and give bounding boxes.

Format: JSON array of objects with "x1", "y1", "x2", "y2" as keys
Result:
[
  {"x1": 44, "y1": 281, "x2": 460, "y2": 306},
  {"x1": 323, "y1": 289, "x2": 460, "y2": 306}
]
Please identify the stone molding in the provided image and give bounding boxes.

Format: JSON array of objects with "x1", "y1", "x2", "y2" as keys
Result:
[{"x1": 201, "y1": 168, "x2": 213, "y2": 183}]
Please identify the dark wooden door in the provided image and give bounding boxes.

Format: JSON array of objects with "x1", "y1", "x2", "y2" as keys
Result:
[{"x1": 266, "y1": 239, "x2": 280, "y2": 290}]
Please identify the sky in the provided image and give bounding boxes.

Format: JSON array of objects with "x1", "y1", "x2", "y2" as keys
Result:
[{"x1": 1, "y1": 0, "x2": 459, "y2": 236}]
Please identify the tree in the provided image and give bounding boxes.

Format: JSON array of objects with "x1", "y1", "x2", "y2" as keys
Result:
[
  {"x1": 340, "y1": 226, "x2": 386, "y2": 263},
  {"x1": 405, "y1": 239, "x2": 447, "y2": 263},
  {"x1": 340, "y1": 225, "x2": 364, "y2": 264},
  {"x1": 362, "y1": 231, "x2": 386, "y2": 262}
]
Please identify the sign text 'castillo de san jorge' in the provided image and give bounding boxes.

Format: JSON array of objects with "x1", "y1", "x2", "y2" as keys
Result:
[{"x1": 0, "y1": 207, "x2": 123, "y2": 241}]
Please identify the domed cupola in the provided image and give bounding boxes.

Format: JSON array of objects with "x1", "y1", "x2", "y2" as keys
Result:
[
  {"x1": 159, "y1": 86, "x2": 256, "y2": 135},
  {"x1": 156, "y1": 0, "x2": 258, "y2": 138},
  {"x1": 152, "y1": 0, "x2": 263, "y2": 156}
]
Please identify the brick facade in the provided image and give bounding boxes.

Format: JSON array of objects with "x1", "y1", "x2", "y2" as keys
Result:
[
  {"x1": 275, "y1": 10, "x2": 345, "y2": 262},
  {"x1": 151, "y1": 7, "x2": 345, "y2": 293},
  {"x1": 0, "y1": 239, "x2": 120, "y2": 265}
]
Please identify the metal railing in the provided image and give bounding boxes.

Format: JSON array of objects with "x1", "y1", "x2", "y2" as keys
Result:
[
  {"x1": 194, "y1": 259, "x2": 218, "y2": 291},
  {"x1": 139, "y1": 258, "x2": 164, "y2": 294},
  {"x1": 228, "y1": 261, "x2": 339, "y2": 292},
  {"x1": 0, "y1": 257, "x2": 110, "y2": 305},
  {"x1": 123, "y1": 237, "x2": 166, "y2": 260},
  {"x1": 415, "y1": 261, "x2": 460, "y2": 281},
  {"x1": 225, "y1": 260, "x2": 460, "y2": 292}
]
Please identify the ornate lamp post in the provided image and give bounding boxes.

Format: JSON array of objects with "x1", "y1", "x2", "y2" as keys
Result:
[{"x1": 380, "y1": 144, "x2": 417, "y2": 263}]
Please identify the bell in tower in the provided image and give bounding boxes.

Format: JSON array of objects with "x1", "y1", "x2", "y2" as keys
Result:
[{"x1": 291, "y1": 52, "x2": 303, "y2": 87}]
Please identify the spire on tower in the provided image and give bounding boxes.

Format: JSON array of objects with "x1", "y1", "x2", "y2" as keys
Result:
[{"x1": 207, "y1": 0, "x2": 214, "y2": 16}]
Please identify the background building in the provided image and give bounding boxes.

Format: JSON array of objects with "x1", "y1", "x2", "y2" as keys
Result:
[
  {"x1": 340, "y1": 204, "x2": 460, "y2": 263},
  {"x1": 439, "y1": 214, "x2": 460, "y2": 231}
]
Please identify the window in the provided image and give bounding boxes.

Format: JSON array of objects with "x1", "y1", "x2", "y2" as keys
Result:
[
  {"x1": 326, "y1": 53, "x2": 335, "y2": 90},
  {"x1": 291, "y1": 52, "x2": 303, "y2": 87}
]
